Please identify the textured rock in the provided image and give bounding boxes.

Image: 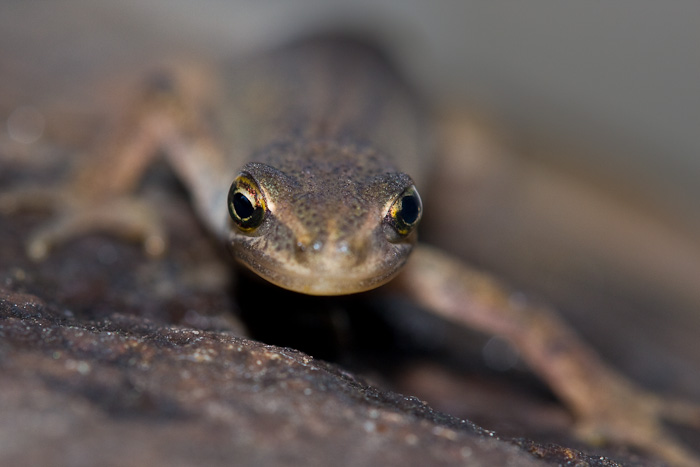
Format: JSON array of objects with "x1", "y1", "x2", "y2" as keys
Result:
[{"x1": 0, "y1": 288, "x2": 577, "y2": 467}]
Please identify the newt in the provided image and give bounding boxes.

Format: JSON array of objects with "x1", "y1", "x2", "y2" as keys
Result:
[{"x1": 2, "y1": 37, "x2": 699, "y2": 466}]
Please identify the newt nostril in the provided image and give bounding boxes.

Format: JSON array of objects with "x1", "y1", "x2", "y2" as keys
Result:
[
  {"x1": 294, "y1": 237, "x2": 325, "y2": 264},
  {"x1": 336, "y1": 241, "x2": 351, "y2": 255},
  {"x1": 333, "y1": 237, "x2": 369, "y2": 267},
  {"x1": 294, "y1": 240, "x2": 308, "y2": 264}
]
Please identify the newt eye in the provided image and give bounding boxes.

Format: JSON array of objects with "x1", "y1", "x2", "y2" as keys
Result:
[
  {"x1": 385, "y1": 185, "x2": 422, "y2": 238},
  {"x1": 228, "y1": 174, "x2": 266, "y2": 231}
]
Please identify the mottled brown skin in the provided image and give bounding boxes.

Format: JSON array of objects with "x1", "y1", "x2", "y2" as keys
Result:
[{"x1": 1, "y1": 37, "x2": 699, "y2": 466}]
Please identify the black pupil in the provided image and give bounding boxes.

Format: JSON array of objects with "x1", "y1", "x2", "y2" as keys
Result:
[
  {"x1": 233, "y1": 192, "x2": 256, "y2": 219},
  {"x1": 399, "y1": 195, "x2": 419, "y2": 224}
]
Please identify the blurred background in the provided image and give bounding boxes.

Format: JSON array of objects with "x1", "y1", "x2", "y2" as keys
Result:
[{"x1": 2, "y1": 1, "x2": 699, "y2": 398}]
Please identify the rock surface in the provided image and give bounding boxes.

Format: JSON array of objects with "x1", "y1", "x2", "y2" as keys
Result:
[{"x1": 1, "y1": 286, "x2": 632, "y2": 467}]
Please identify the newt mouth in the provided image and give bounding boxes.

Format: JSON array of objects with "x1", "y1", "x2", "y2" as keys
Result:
[{"x1": 229, "y1": 237, "x2": 413, "y2": 296}]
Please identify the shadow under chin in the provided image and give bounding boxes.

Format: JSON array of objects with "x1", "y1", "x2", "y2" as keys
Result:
[{"x1": 232, "y1": 268, "x2": 397, "y2": 362}]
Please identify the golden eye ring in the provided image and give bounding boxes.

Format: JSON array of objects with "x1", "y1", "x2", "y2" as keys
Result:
[
  {"x1": 386, "y1": 185, "x2": 422, "y2": 238},
  {"x1": 228, "y1": 173, "x2": 267, "y2": 231}
]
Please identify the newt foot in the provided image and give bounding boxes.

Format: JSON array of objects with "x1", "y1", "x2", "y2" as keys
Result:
[
  {"x1": 0, "y1": 187, "x2": 167, "y2": 260},
  {"x1": 573, "y1": 387, "x2": 700, "y2": 467}
]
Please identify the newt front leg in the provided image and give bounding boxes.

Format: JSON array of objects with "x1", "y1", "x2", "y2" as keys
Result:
[
  {"x1": 0, "y1": 64, "x2": 227, "y2": 260},
  {"x1": 394, "y1": 244, "x2": 700, "y2": 466}
]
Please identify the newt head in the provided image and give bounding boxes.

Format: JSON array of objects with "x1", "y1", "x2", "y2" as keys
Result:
[{"x1": 226, "y1": 142, "x2": 422, "y2": 296}]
